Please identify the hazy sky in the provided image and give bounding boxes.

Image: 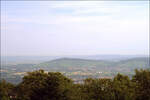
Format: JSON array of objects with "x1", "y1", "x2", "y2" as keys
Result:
[{"x1": 1, "y1": 1, "x2": 149, "y2": 56}]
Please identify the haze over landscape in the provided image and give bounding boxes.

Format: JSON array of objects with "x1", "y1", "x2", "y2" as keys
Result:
[{"x1": 0, "y1": 1, "x2": 150, "y2": 100}]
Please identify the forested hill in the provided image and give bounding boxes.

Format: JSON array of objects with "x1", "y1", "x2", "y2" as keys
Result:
[
  {"x1": 35, "y1": 57, "x2": 149, "y2": 70},
  {"x1": 36, "y1": 58, "x2": 113, "y2": 68}
]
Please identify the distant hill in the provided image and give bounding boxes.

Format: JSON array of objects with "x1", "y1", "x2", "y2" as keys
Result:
[
  {"x1": 72, "y1": 55, "x2": 148, "y2": 61},
  {"x1": 1, "y1": 55, "x2": 148, "y2": 65},
  {"x1": 35, "y1": 57, "x2": 149, "y2": 72},
  {"x1": 36, "y1": 58, "x2": 112, "y2": 68},
  {"x1": 115, "y1": 57, "x2": 149, "y2": 70}
]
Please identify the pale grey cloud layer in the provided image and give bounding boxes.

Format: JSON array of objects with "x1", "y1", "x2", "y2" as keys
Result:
[{"x1": 1, "y1": 1, "x2": 149, "y2": 56}]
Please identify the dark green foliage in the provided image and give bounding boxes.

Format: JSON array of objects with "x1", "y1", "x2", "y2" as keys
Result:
[
  {"x1": 112, "y1": 74, "x2": 135, "y2": 100},
  {"x1": 82, "y1": 78, "x2": 113, "y2": 100},
  {"x1": 132, "y1": 69, "x2": 150, "y2": 100},
  {"x1": 16, "y1": 69, "x2": 73, "y2": 100},
  {"x1": 0, "y1": 80, "x2": 15, "y2": 100},
  {"x1": 1, "y1": 69, "x2": 150, "y2": 100}
]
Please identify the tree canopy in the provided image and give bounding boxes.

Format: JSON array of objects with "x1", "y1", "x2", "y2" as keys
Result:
[{"x1": 0, "y1": 69, "x2": 150, "y2": 100}]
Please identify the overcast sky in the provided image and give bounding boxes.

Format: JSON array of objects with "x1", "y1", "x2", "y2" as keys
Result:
[{"x1": 1, "y1": 1, "x2": 149, "y2": 56}]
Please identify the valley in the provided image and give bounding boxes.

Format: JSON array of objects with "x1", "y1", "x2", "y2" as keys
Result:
[{"x1": 1, "y1": 56, "x2": 149, "y2": 84}]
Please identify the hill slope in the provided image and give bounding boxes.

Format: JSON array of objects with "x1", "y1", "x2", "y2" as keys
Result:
[{"x1": 35, "y1": 57, "x2": 149, "y2": 72}]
